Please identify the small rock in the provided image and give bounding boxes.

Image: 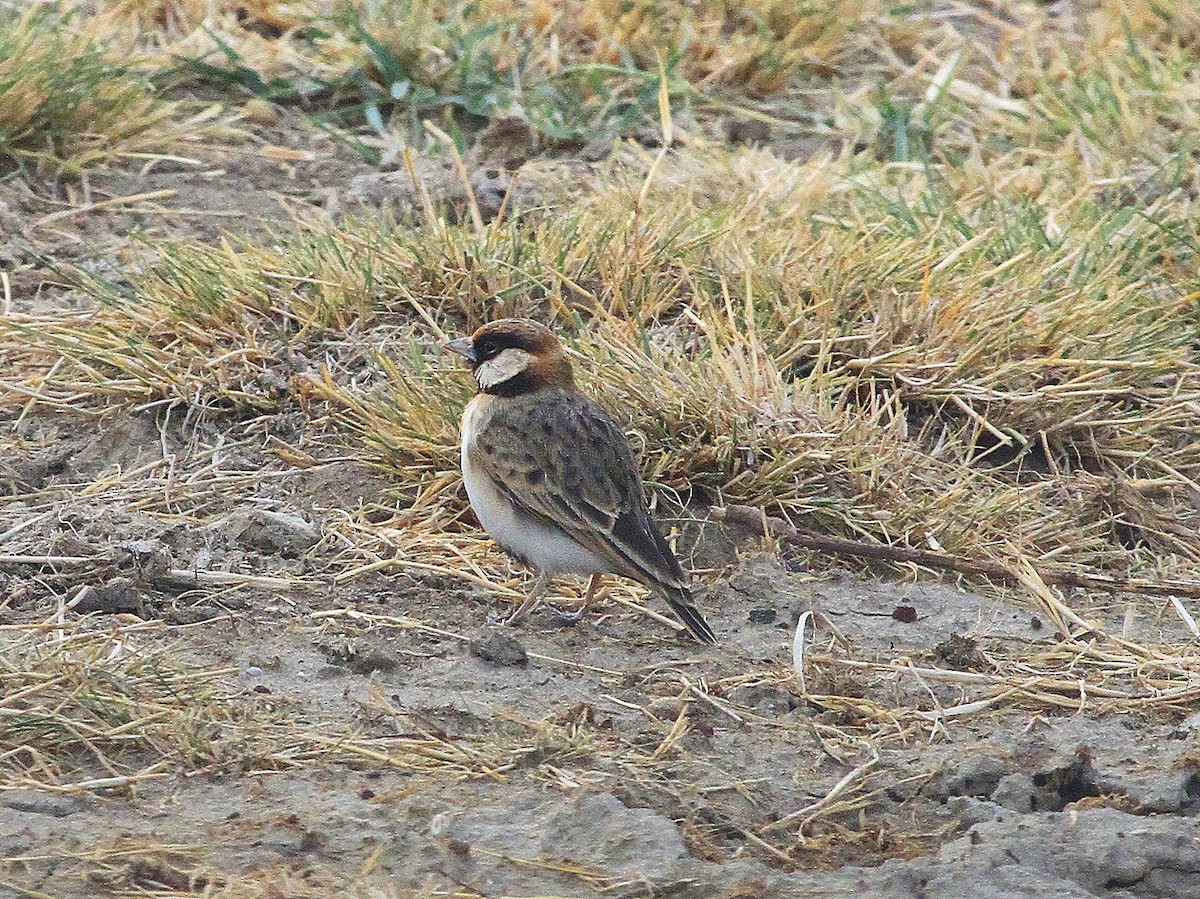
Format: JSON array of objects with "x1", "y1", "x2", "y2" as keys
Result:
[
  {"x1": 932, "y1": 752, "x2": 1009, "y2": 801},
  {"x1": 73, "y1": 578, "x2": 142, "y2": 615},
  {"x1": 469, "y1": 631, "x2": 528, "y2": 667},
  {"x1": 115, "y1": 539, "x2": 172, "y2": 578},
  {"x1": 748, "y1": 607, "x2": 777, "y2": 624},
  {"x1": 220, "y1": 510, "x2": 319, "y2": 557},
  {"x1": 580, "y1": 135, "x2": 616, "y2": 161},
  {"x1": 242, "y1": 98, "x2": 280, "y2": 126},
  {"x1": 646, "y1": 697, "x2": 685, "y2": 720},
  {"x1": 244, "y1": 666, "x2": 265, "y2": 677},
  {"x1": 348, "y1": 648, "x2": 399, "y2": 675},
  {"x1": 892, "y1": 605, "x2": 918, "y2": 623},
  {"x1": 728, "y1": 684, "x2": 796, "y2": 717}
]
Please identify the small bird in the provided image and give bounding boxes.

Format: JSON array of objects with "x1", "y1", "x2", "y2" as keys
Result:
[{"x1": 444, "y1": 318, "x2": 717, "y2": 644}]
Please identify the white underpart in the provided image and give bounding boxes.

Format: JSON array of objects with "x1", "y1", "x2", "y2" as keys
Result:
[
  {"x1": 475, "y1": 347, "x2": 533, "y2": 391},
  {"x1": 461, "y1": 396, "x2": 609, "y2": 576}
]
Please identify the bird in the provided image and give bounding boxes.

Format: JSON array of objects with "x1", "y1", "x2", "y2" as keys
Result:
[{"x1": 444, "y1": 318, "x2": 717, "y2": 644}]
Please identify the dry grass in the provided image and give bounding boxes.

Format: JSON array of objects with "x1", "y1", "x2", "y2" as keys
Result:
[
  {"x1": 0, "y1": 4, "x2": 219, "y2": 174},
  {"x1": 1, "y1": 840, "x2": 481, "y2": 898},
  {"x1": 0, "y1": 610, "x2": 525, "y2": 793},
  {"x1": 9, "y1": 140, "x2": 1198, "y2": 578},
  {"x1": 100, "y1": 0, "x2": 1037, "y2": 159}
]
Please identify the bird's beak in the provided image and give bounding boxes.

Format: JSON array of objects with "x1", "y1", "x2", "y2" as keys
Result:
[{"x1": 443, "y1": 337, "x2": 477, "y2": 364}]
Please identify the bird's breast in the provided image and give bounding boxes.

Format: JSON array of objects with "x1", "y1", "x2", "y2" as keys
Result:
[{"x1": 460, "y1": 395, "x2": 608, "y2": 576}]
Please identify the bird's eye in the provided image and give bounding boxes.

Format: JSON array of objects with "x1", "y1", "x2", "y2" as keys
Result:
[{"x1": 476, "y1": 339, "x2": 498, "y2": 360}]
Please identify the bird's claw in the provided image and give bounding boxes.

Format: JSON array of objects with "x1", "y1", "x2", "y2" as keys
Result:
[{"x1": 547, "y1": 602, "x2": 585, "y2": 623}]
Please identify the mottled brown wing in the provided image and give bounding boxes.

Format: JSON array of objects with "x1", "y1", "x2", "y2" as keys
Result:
[{"x1": 468, "y1": 389, "x2": 688, "y2": 591}]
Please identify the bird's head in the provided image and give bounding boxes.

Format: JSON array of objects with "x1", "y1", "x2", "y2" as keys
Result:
[{"x1": 444, "y1": 318, "x2": 575, "y2": 396}]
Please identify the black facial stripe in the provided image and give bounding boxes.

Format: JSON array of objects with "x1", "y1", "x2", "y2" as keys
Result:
[
  {"x1": 480, "y1": 368, "x2": 537, "y2": 397},
  {"x1": 473, "y1": 330, "x2": 537, "y2": 363},
  {"x1": 474, "y1": 338, "x2": 500, "y2": 362}
]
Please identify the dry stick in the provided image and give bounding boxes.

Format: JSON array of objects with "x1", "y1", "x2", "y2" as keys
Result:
[
  {"x1": 0, "y1": 554, "x2": 302, "y2": 591},
  {"x1": 0, "y1": 511, "x2": 53, "y2": 544},
  {"x1": 711, "y1": 505, "x2": 1200, "y2": 600},
  {"x1": 33, "y1": 189, "x2": 177, "y2": 228},
  {"x1": 0, "y1": 555, "x2": 93, "y2": 566},
  {"x1": 35, "y1": 769, "x2": 171, "y2": 793},
  {"x1": 766, "y1": 748, "x2": 880, "y2": 834}
]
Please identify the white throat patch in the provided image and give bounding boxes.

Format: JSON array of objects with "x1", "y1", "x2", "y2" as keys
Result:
[{"x1": 476, "y1": 347, "x2": 533, "y2": 390}]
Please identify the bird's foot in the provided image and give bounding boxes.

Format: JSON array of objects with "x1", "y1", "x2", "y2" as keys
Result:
[
  {"x1": 546, "y1": 601, "x2": 586, "y2": 623},
  {"x1": 504, "y1": 575, "x2": 548, "y2": 625},
  {"x1": 502, "y1": 606, "x2": 534, "y2": 626}
]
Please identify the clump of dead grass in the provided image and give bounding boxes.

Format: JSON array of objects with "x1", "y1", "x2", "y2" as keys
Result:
[
  {"x1": 1, "y1": 838, "x2": 446, "y2": 898},
  {"x1": 6, "y1": 138, "x2": 1200, "y2": 587},
  {"x1": 136, "y1": 0, "x2": 881, "y2": 158},
  {"x1": 0, "y1": 609, "x2": 514, "y2": 792},
  {"x1": 0, "y1": 4, "x2": 200, "y2": 174},
  {"x1": 0, "y1": 614, "x2": 273, "y2": 788}
]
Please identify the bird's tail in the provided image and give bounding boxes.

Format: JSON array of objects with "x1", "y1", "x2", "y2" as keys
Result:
[{"x1": 662, "y1": 584, "x2": 718, "y2": 645}]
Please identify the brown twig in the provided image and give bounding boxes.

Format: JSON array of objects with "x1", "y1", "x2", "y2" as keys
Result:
[{"x1": 711, "y1": 505, "x2": 1200, "y2": 600}]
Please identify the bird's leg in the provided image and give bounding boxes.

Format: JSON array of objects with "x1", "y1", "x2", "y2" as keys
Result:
[
  {"x1": 505, "y1": 570, "x2": 548, "y2": 624},
  {"x1": 550, "y1": 573, "x2": 603, "y2": 623}
]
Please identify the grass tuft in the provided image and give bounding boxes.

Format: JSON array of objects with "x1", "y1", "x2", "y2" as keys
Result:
[
  {"x1": 7, "y1": 142, "x2": 1200, "y2": 583},
  {"x1": 0, "y1": 4, "x2": 194, "y2": 173}
]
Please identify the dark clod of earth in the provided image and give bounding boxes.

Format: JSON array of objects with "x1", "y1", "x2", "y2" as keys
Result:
[{"x1": 469, "y1": 630, "x2": 529, "y2": 667}]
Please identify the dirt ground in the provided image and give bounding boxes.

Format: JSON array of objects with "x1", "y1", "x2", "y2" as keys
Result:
[
  {"x1": 3, "y1": 61, "x2": 1200, "y2": 899},
  {"x1": 3, "y1": 326, "x2": 1200, "y2": 897}
]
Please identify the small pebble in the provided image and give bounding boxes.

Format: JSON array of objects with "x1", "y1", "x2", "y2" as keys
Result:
[
  {"x1": 348, "y1": 648, "x2": 399, "y2": 675},
  {"x1": 73, "y1": 578, "x2": 141, "y2": 615},
  {"x1": 469, "y1": 631, "x2": 528, "y2": 667},
  {"x1": 245, "y1": 666, "x2": 265, "y2": 677},
  {"x1": 242, "y1": 98, "x2": 281, "y2": 126},
  {"x1": 748, "y1": 608, "x2": 777, "y2": 624}
]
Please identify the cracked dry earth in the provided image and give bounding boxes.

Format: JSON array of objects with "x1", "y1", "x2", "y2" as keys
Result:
[{"x1": 1, "y1": 410, "x2": 1200, "y2": 898}]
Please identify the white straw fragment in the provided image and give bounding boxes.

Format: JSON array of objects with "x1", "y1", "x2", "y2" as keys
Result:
[
  {"x1": 793, "y1": 610, "x2": 814, "y2": 695},
  {"x1": 1168, "y1": 596, "x2": 1199, "y2": 639}
]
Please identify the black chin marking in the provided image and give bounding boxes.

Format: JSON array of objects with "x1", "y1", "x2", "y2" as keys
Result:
[{"x1": 479, "y1": 370, "x2": 538, "y2": 397}]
